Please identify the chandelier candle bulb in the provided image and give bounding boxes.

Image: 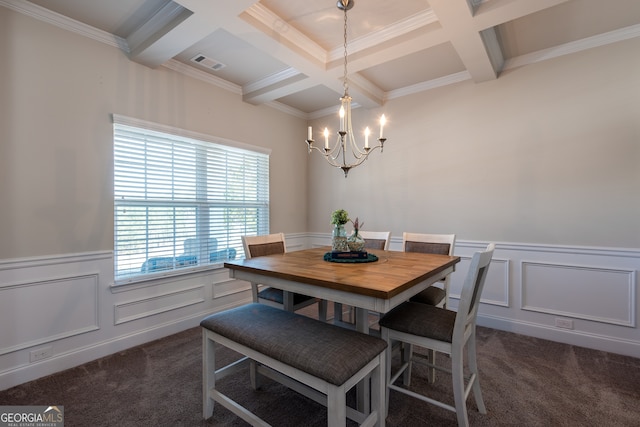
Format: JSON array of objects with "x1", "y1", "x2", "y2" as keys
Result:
[
  {"x1": 380, "y1": 115, "x2": 386, "y2": 139},
  {"x1": 308, "y1": 126, "x2": 312, "y2": 140},
  {"x1": 365, "y1": 127, "x2": 370, "y2": 148},
  {"x1": 324, "y1": 128, "x2": 329, "y2": 149}
]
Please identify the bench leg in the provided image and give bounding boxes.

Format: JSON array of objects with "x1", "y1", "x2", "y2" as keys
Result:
[
  {"x1": 202, "y1": 331, "x2": 216, "y2": 419},
  {"x1": 326, "y1": 383, "x2": 347, "y2": 427}
]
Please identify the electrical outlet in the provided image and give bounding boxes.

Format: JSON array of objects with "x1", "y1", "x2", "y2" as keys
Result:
[
  {"x1": 555, "y1": 318, "x2": 574, "y2": 329},
  {"x1": 30, "y1": 346, "x2": 53, "y2": 362}
]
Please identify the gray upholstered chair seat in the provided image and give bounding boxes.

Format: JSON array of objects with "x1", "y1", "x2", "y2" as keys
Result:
[
  {"x1": 379, "y1": 301, "x2": 456, "y2": 343},
  {"x1": 258, "y1": 287, "x2": 316, "y2": 306},
  {"x1": 409, "y1": 286, "x2": 446, "y2": 306}
]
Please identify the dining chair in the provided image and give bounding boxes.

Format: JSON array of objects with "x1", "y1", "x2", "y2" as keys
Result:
[
  {"x1": 402, "y1": 232, "x2": 456, "y2": 382},
  {"x1": 334, "y1": 231, "x2": 391, "y2": 324},
  {"x1": 241, "y1": 233, "x2": 327, "y2": 321},
  {"x1": 360, "y1": 230, "x2": 391, "y2": 250},
  {"x1": 379, "y1": 243, "x2": 494, "y2": 427},
  {"x1": 403, "y1": 232, "x2": 456, "y2": 309}
]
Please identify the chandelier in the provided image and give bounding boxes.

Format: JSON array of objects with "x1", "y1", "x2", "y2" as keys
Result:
[{"x1": 306, "y1": 0, "x2": 387, "y2": 178}]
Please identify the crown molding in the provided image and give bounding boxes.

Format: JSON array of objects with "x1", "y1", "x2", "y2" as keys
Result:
[
  {"x1": 162, "y1": 59, "x2": 242, "y2": 95},
  {"x1": 243, "y1": 67, "x2": 302, "y2": 95},
  {"x1": 385, "y1": 71, "x2": 471, "y2": 100},
  {"x1": 0, "y1": 0, "x2": 128, "y2": 52},
  {"x1": 504, "y1": 23, "x2": 640, "y2": 71},
  {"x1": 264, "y1": 101, "x2": 309, "y2": 120}
]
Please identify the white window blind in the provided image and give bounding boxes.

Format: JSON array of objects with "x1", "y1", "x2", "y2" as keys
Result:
[{"x1": 113, "y1": 116, "x2": 270, "y2": 282}]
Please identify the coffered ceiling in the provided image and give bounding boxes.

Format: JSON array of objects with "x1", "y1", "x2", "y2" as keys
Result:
[{"x1": 13, "y1": 0, "x2": 640, "y2": 117}]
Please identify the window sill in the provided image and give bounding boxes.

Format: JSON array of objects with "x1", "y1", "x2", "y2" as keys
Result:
[{"x1": 110, "y1": 263, "x2": 227, "y2": 293}]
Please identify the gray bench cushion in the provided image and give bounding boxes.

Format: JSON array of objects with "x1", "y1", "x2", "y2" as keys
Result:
[{"x1": 200, "y1": 303, "x2": 387, "y2": 386}]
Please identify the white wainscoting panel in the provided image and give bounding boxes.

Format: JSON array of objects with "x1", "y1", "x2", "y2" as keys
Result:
[
  {"x1": 214, "y1": 277, "x2": 248, "y2": 299},
  {"x1": 0, "y1": 274, "x2": 99, "y2": 355},
  {"x1": 521, "y1": 261, "x2": 636, "y2": 327},
  {"x1": 114, "y1": 285, "x2": 205, "y2": 325}
]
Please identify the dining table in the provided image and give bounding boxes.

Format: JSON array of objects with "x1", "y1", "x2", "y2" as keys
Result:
[
  {"x1": 223, "y1": 245, "x2": 460, "y2": 415},
  {"x1": 224, "y1": 246, "x2": 460, "y2": 334}
]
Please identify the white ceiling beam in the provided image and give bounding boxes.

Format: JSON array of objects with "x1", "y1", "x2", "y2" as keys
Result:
[
  {"x1": 243, "y1": 69, "x2": 316, "y2": 105},
  {"x1": 472, "y1": 0, "x2": 572, "y2": 30},
  {"x1": 128, "y1": 0, "x2": 258, "y2": 68},
  {"x1": 427, "y1": 0, "x2": 499, "y2": 82}
]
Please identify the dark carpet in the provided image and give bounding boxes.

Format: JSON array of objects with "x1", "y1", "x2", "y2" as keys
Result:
[{"x1": 1, "y1": 306, "x2": 639, "y2": 426}]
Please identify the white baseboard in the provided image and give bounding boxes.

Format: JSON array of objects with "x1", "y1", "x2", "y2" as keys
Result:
[{"x1": 477, "y1": 314, "x2": 640, "y2": 358}]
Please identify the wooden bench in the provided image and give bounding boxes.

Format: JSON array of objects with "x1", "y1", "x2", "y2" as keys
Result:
[{"x1": 201, "y1": 303, "x2": 387, "y2": 426}]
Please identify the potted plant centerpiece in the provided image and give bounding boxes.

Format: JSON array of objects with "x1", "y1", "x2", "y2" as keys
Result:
[
  {"x1": 330, "y1": 209, "x2": 350, "y2": 252},
  {"x1": 347, "y1": 217, "x2": 366, "y2": 252}
]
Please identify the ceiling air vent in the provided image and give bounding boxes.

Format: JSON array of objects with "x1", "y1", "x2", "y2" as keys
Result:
[{"x1": 190, "y1": 54, "x2": 226, "y2": 71}]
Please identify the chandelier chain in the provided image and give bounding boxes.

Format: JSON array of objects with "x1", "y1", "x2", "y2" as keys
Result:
[{"x1": 343, "y1": 7, "x2": 349, "y2": 96}]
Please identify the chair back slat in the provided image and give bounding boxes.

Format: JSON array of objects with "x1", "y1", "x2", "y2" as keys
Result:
[
  {"x1": 405, "y1": 241, "x2": 450, "y2": 255},
  {"x1": 359, "y1": 231, "x2": 391, "y2": 250},
  {"x1": 241, "y1": 233, "x2": 286, "y2": 259},
  {"x1": 455, "y1": 244, "x2": 494, "y2": 335},
  {"x1": 247, "y1": 241, "x2": 285, "y2": 258},
  {"x1": 364, "y1": 239, "x2": 386, "y2": 250},
  {"x1": 402, "y1": 232, "x2": 456, "y2": 256}
]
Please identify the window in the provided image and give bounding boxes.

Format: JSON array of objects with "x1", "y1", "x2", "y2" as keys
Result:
[{"x1": 113, "y1": 115, "x2": 270, "y2": 282}]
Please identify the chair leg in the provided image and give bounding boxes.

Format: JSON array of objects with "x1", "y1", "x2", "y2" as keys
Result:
[
  {"x1": 334, "y1": 302, "x2": 345, "y2": 323},
  {"x1": 202, "y1": 332, "x2": 215, "y2": 419},
  {"x1": 250, "y1": 283, "x2": 259, "y2": 303},
  {"x1": 381, "y1": 328, "x2": 392, "y2": 416},
  {"x1": 318, "y1": 299, "x2": 328, "y2": 322},
  {"x1": 451, "y1": 346, "x2": 470, "y2": 427},
  {"x1": 442, "y1": 281, "x2": 449, "y2": 310},
  {"x1": 372, "y1": 353, "x2": 386, "y2": 426},
  {"x1": 401, "y1": 343, "x2": 413, "y2": 386},
  {"x1": 282, "y1": 291, "x2": 294, "y2": 312},
  {"x1": 468, "y1": 332, "x2": 487, "y2": 414},
  {"x1": 249, "y1": 360, "x2": 262, "y2": 390},
  {"x1": 427, "y1": 349, "x2": 437, "y2": 383}
]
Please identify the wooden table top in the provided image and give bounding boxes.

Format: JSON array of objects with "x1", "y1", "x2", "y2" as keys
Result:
[{"x1": 224, "y1": 247, "x2": 460, "y2": 300}]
